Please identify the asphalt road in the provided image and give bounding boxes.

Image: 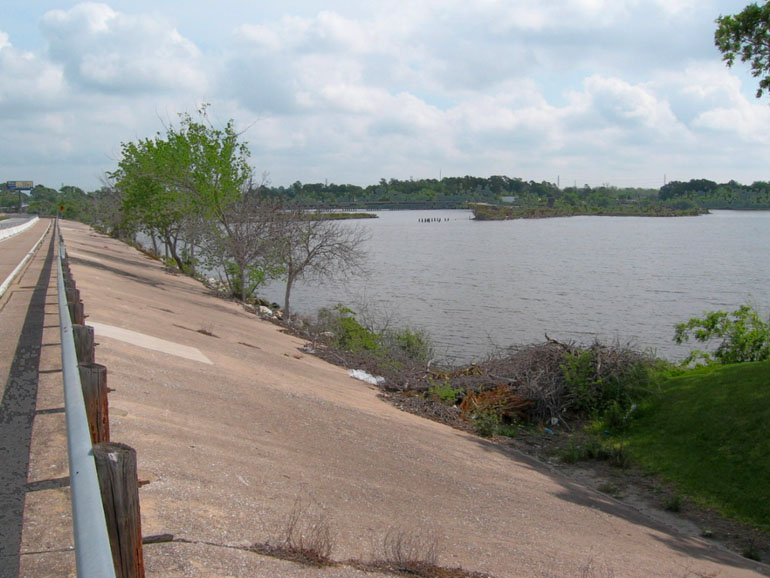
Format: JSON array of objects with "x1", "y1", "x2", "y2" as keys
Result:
[{"x1": 0, "y1": 219, "x2": 57, "y2": 578}]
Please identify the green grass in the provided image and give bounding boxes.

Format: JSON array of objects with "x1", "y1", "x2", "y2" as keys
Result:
[{"x1": 625, "y1": 360, "x2": 770, "y2": 531}]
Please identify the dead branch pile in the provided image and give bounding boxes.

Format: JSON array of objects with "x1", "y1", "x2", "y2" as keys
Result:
[
  {"x1": 425, "y1": 338, "x2": 657, "y2": 422},
  {"x1": 291, "y1": 307, "x2": 658, "y2": 425},
  {"x1": 459, "y1": 386, "x2": 533, "y2": 421}
]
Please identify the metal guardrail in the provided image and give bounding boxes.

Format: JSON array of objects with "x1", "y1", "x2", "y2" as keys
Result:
[
  {"x1": 56, "y1": 220, "x2": 117, "y2": 578},
  {"x1": 0, "y1": 215, "x2": 39, "y2": 241}
]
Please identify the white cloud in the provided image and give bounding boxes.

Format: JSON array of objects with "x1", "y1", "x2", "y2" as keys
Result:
[
  {"x1": 0, "y1": 36, "x2": 65, "y2": 114},
  {"x1": 580, "y1": 75, "x2": 680, "y2": 132},
  {"x1": 40, "y1": 2, "x2": 206, "y2": 94}
]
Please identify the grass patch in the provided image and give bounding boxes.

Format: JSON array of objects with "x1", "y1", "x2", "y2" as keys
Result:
[
  {"x1": 597, "y1": 482, "x2": 623, "y2": 498},
  {"x1": 557, "y1": 437, "x2": 630, "y2": 469},
  {"x1": 625, "y1": 360, "x2": 770, "y2": 531}
]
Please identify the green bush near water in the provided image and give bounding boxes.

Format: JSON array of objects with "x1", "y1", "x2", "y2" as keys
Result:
[
  {"x1": 674, "y1": 304, "x2": 770, "y2": 365},
  {"x1": 314, "y1": 305, "x2": 434, "y2": 372},
  {"x1": 559, "y1": 345, "x2": 660, "y2": 424},
  {"x1": 318, "y1": 306, "x2": 380, "y2": 352}
]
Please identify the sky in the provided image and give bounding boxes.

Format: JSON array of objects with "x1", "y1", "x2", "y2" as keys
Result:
[{"x1": 1, "y1": 0, "x2": 769, "y2": 192}]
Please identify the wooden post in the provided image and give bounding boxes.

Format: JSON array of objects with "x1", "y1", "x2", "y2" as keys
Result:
[
  {"x1": 73, "y1": 324, "x2": 95, "y2": 364},
  {"x1": 66, "y1": 287, "x2": 85, "y2": 325},
  {"x1": 78, "y1": 363, "x2": 109, "y2": 444},
  {"x1": 93, "y1": 442, "x2": 145, "y2": 578},
  {"x1": 62, "y1": 260, "x2": 72, "y2": 282},
  {"x1": 66, "y1": 286, "x2": 79, "y2": 306},
  {"x1": 72, "y1": 300, "x2": 85, "y2": 325}
]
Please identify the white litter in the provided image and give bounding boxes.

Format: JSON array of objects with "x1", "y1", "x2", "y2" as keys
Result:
[{"x1": 348, "y1": 369, "x2": 385, "y2": 386}]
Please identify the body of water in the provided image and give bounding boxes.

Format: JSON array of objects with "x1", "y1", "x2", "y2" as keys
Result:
[{"x1": 260, "y1": 209, "x2": 770, "y2": 364}]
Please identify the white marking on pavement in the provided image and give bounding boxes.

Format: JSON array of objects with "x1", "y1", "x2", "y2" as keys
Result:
[{"x1": 89, "y1": 321, "x2": 213, "y2": 365}]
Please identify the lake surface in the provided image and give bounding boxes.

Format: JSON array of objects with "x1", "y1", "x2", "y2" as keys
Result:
[{"x1": 261, "y1": 210, "x2": 770, "y2": 364}]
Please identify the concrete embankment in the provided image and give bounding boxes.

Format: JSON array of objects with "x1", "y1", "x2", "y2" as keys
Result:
[{"x1": 41, "y1": 220, "x2": 766, "y2": 577}]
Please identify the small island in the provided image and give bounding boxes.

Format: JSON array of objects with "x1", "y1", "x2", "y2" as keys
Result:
[
  {"x1": 306, "y1": 212, "x2": 378, "y2": 220},
  {"x1": 469, "y1": 202, "x2": 707, "y2": 221}
]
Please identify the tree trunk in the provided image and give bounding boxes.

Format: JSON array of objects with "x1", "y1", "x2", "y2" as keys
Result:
[
  {"x1": 164, "y1": 234, "x2": 186, "y2": 272},
  {"x1": 189, "y1": 242, "x2": 196, "y2": 276},
  {"x1": 241, "y1": 266, "x2": 247, "y2": 303},
  {"x1": 284, "y1": 273, "x2": 294, "y2": 320}
]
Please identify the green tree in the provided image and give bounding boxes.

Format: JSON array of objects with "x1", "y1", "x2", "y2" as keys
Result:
[
  {"x1": 0, "y1": 184, "x2": 23, "y2": 211},
  {"x1": 674, "y1": 305, "x2": 770, "y2": 365},
  {"x1": 27, "y1": 185, "x2": 59, "y2": 215},
  {"x1": 715, "y1": 1, "x2": 770, "y2": 98},
  {"x1": 112, "y1": 107, "x2": 254, "y2": 272},
  {"x1": 113, "y1": 137, "x2": 194, "y2": 269}
]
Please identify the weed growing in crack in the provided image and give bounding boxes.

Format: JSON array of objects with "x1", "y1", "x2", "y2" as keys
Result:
[{"x1": 250, "y1": 501, "x2": 336, "y2": 567}]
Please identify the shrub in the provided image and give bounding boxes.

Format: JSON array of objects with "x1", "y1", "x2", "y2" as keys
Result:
[
  {"x1": 383, "y1": 327, "x2": 434, "y2": 364},
  {"x1": 471, "y1": 411, "x2": 500, "y2": 438},
  {"x1": 674, "y1": 304, "x2": 770, "y2": 365},
  {"x1": 428, "y1": 380, "x2": 464, "y2": 405},
  {"x1": 318, "y1": 305, "x2": 380, "y2": 352},
  {"x1": 306, "y1": 305, "x2": 437, "y2": 390},
  {"x1": 664, "y1": 494, "x2": 682, "y2": 513},
  {"x1": 560, "y1": 344, "x2": 652, "y2": 418}
]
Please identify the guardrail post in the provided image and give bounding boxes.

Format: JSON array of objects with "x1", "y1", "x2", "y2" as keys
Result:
[
  {"x1": 73, "y1": 324, "x2": 95, "y2": 364},
  {"x1": 78, "y1": 363, "x2": 110, "y2": 444},
  {"x1": 93, "y1": 442, "x2": 145, "y2": 578},
  {"x1": 67, "y1": 287, "x2": 85, "y2": 325}
]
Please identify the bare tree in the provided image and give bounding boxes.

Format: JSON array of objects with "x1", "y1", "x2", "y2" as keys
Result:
[
  {"x1": 206, "y1": 186, "x2": 284, "y2": 302},
  {"x1": 278, "y1": 213, "x2": 369, "y2": 319}
]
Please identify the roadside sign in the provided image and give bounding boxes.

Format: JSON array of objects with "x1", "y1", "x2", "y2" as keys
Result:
[{"x1": 6, "y1": 181, "x2": 33, "y2": 190}]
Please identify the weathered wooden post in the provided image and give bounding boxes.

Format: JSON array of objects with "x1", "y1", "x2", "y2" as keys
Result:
[
  {"x1": 66, "y1": 287, "x2": 85, "y2": 325},
  {"x1": 72, "y1": 324, "x2": 95, "y2": 364},
  {"x1": 93, "y1": 442, "x2": 145, "y2": 578},
  {"x1": 78, "y1": 363, "x2": 110, "y2": 444},
  {"x1": 61, "y1": 258, "x2": 72, "y2": 283}
]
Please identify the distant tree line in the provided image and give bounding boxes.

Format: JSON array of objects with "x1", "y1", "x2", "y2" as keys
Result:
[
  {"x1": 262, "y1": 176, "x2": 564, "y2": 208},
  {"x1": 7, "y1": 175, "x2": 770, "y2": 225},
  {"x1": 261, "y1": 176, "x2": 770, "y2": 212},
  {"x1": 659, "y1": 179, "x2": 770, "y2": 209}
]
